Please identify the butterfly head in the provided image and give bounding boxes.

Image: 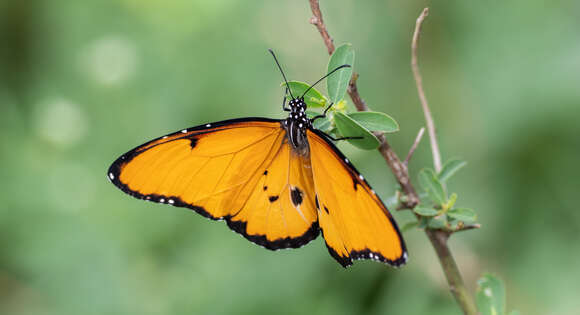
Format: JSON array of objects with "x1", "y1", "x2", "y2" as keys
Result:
[{"x1": 288, "y1": 97, "x2": 308, "y2": 119}]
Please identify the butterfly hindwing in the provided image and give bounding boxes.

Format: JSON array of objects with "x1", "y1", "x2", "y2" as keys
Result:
[
  {"x1": 108, "y1": 118, "x2": 319, "y2": 250},
  {"x1": 307, "y1": 129, "x2": 407, "y2": 267},
  {"x1": 227, "y1": 139, "x2": 319, "y2": 249}
]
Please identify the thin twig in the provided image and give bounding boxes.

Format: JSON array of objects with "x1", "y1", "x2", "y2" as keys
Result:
[
  {"x1": 309, "y1": 1, "x2": 370, "y2": 116},
  {"x1": 309, "y1": 0, "x2": 334, "y2": 54},
  {"x1": 404, "y1": 127, "x2": 426, "y2": 165},
  {"x1": 376, "y1": 134, "x2": 420, "y2": 207},
  {"x1": 347, "y1": 73, "x2": 369, "y2": 112},
  {"x1": 454, "y1": 223, "x2": 481, "y2": 233},
  {"x1": 411, "y1": 8, "x2": 442, "y2": 173},
  {"x1": 411, "y1": 8, "x2": 478, "y2": 315}
]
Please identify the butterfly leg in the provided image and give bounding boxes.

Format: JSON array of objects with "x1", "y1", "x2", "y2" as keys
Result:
[
  {"x1": 320, "y1": 132, "x2": 363, "y2": 142},
  {"x1": 310, "y1": 102, "x2": 334, "y2": 122},
  {"x1": 282, "y1": 86, "x2": 291, "y2": 111}
]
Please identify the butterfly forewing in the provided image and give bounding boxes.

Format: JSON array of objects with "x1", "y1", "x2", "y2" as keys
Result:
[{"x1": 108, "y1": 118, "x2": 319, "y2": 250}]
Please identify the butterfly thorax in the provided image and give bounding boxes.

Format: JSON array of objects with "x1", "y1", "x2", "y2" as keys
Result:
[{"x1": 283, "y1": 97, "x2": 310, "y2": 156}]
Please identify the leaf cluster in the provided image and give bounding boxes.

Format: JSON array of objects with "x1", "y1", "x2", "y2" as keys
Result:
[
  {"x1": 286, "y1": 44, "x2": 399, "y2": 150},
  {"x1": 402, "y1": 158, "x2": 478, "y2": 233}
]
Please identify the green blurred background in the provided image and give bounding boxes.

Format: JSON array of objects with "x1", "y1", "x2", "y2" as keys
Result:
[{"x1": 1, "y1": 0, "x2": 578, "y2": 314}]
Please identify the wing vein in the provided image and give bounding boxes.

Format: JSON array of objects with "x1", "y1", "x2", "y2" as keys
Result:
[{"x1": 229, "y1": 130, "x2": 287, "y2": 217}]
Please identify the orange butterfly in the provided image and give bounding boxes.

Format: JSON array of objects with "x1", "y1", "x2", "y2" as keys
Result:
[{"x1": 107, "y1": 50, "x2": 407, "y2": 267}]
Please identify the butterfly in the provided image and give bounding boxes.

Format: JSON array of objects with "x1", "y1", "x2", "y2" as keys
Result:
[{"x1": 107, "y1": 50, "x2": 407, "y2": 268}]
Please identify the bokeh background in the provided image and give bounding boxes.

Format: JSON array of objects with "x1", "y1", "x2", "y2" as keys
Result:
[{"x1": 1, "y1": 0, "x2": 579, "y2": 314}]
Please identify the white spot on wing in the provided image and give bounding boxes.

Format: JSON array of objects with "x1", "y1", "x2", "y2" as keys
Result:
[
  {"x1": 181, "y1": 129, "x2": 187, "y2": 133},
  {"x1": 205, "y1": 123, "x2": 211, "y2": 127},
  {"x1": 108, "y1": 173, "x2": 114, "y2": 180},
  {"x1": 359, "y1": 174, "x2": 364, "y2": 180}
]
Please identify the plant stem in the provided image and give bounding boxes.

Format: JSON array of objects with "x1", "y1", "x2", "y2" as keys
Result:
[
  {"x1": 410, "y1": 10, "x2": 477, "y2": 314},
  {"x1": 308, "y1": 2, "x2": 479, "y2": 314},
  {"x1": 308, "y1": 0, "x2": 334, "y2": 54},
  {"x1": 426, "y1": 229, "x2": 479, "y2": 314}
]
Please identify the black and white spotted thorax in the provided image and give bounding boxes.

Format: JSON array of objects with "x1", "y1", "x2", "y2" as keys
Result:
[
  {"x1": 283, "y1": 97, "x2": 311, "y2": 155},
  {"x1": 286, "y1": 98, "x2": 311, "y2": 128}
]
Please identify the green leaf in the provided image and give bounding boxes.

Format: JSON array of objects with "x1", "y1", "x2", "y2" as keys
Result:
[
  {"x1": 347, "y1": 111, "x2": 399, "y2": 133},
  {"x1": 418, "y1": 217, "x2": 429, "y2": 228},
  {"x1": 312, "y1": 115, "x2": 333, "y2": 132},
  {"x1": 476, "y1": 273, "x2": 506, "y2": 315},
  {"x1": 333, "y1": 112, "x2": 380, "y2": 150},
  {"x1": 427, "y1": 216, "x2": 447, "y2": 229},
  {"x1": 418, "y1": 168, "x2": 447, "y2": 205},
  {"x1": 384, "y1": 193, "x2": 400, "y2": 208},
  {"x1": 448, "y1": 208, "x2": 477, "y2": 222},
  {"x1": 401, "y1": 221, "x2": 419, "y2": 232},
  {"x1": 446, "y1": 193, "x2": 458, "y2": 209},
  {"x1": 305, "y1": 110, "x2": 319, "y2": 119},
  {"x1": 438, "y1": 158, "x2": 467, "y2": 183},
  {"x1": 448, "y1": 218, "x2": 461, "y2": 230},
  {"x1": 282, "y1": 81, "x2": 327, "y2": 108},
  {"x1": 327, "y1": 43, "x2": 354, "y2": 103},
  {"x1": 413, "y1": 205, "x2": 439, "y2": 217}
]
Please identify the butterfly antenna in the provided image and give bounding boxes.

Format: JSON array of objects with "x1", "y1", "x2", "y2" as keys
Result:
[
  {"x1": 301, "y1": 64, "x2": 351, "y2": 99},
  {"x1": 268, "y1": 49, "x2": 295, "y2": 100}
]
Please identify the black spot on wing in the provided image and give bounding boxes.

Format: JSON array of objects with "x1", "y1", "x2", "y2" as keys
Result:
[
  {"x1": 263, "y1": 186, "x2": 268, "y2": 191},
  {"x1": 323, "y1": 205, "x2": 329, "y2": 214},
  {"x1": 314, "y1": 195, "x2": 320, "y2": 210},
  {"x1": 263, "y1": 170, "x2": 268, "y2": 175},
  {"x1": 108, "y1": 161, "x2": 321, "y2": 252},
  {"x1": 290, "y1": 187, "x2": 303, "y2": 207},
  {"x1": 268, "y1": 195, "x2": 279, "y2": 202},
  {"x1": 352, "y1": 177, "x2": 358, "y2": 191},
  {"x1": 188, "y1": 137, "x2": 198, "y2": 149}
]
